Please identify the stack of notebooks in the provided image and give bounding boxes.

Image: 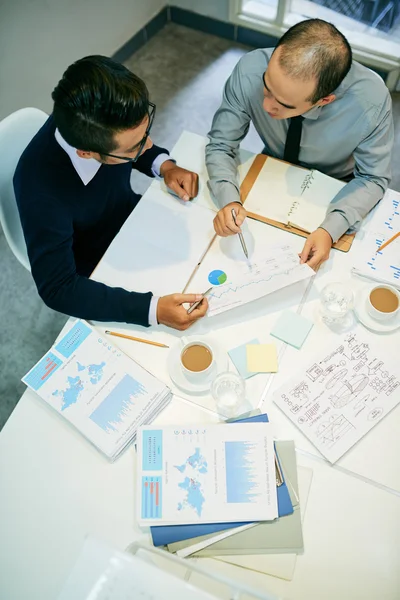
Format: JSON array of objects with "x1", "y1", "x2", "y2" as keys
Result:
[
  {"x1": 22, "y1": 319, "x2": 172, "y2": 460},
  {"x1": 136, "y1": 414, "x2": 312, "y2": 580}
]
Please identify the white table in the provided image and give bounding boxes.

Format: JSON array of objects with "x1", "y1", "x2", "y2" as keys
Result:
[{"x1": 1, "y1": 132, "x2": 399, "y2": 600}]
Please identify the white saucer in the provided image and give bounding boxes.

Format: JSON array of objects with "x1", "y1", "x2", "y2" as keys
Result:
[
  {"x1": 167, "y1": 337, "x2": 228, "y2": 394},
  {"x1": 354, "y1": 287, "x2": 400, "y2": 334}
]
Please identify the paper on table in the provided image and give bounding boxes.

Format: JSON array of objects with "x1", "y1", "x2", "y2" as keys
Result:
[
  {"x1": 352, "y1": 189, "x2": 400, "y2": 289},
  {"x1": 176, "y1": 524, "x2": 257, "y2": 558},
  {"x1": 246, "y1": 344, "x2": 278, "y2": 373},
  {"x1": 228, "y1": 338, "x2": 260, "y2": 379},
  {"x1": 273, "y1": 330, "x2": 400, "y2": 463},
  {"x1": 270, "y1": 310, "x2": 313, "y2": 349},
  {"x1": 187, "y1": 238, "x2": 314, "y2": 318},
  {"x1": 22, "y1": 320, "x2": 172, "y2": 460},
  {"x1": 137, "y1": 423, "x2": 278, "y2": 526}
]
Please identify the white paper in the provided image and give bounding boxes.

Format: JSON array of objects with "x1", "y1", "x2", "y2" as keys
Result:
[
  {"x1": 352, "y1": 190, "x2": 400, "y2": 289},
  {"x1": 273, "y1": 331, "x2": 400, "y2": 463},
  {"x1": 22, "y1": 320, "x2": 171, "y2": 459},
  {"x1": 137, "y1": 423, "x2": 278, "y2": 526},
  {"x1": 244, "y1": 158, "x2": 345, "y2": 232},
  {"x1": 188, "y1": 239, "x2": 314, "y2": 317}
]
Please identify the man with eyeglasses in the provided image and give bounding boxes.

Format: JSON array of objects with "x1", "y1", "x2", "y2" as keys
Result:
[
  {"x1": 14, "y1": 55, "x2": 208, "y2": 330},
  {"x1": 207, "y1": 19, "x2": 393, "y2": 270}
]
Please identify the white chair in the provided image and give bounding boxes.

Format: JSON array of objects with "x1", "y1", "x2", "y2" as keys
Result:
[{"x1": 0, "y1": 107, "x2": 48, "y2": 270}]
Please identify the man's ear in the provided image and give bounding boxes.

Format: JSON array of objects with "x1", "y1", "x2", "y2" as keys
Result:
[
  {"x1": 317, "y1": 94, "x2": 336, "y2": 107},
  {"x1": 76, "y1": 149, "x2": 96, "y2": 160}
]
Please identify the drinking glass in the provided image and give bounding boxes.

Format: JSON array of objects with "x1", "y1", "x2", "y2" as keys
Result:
[{"x1": 211, "y1": 371, "x2": 247, "y2": 418}]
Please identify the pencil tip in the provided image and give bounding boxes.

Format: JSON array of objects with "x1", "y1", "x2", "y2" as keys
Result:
[{"x1": 105, "y1": 330, "x2": 110, "y2": 334}]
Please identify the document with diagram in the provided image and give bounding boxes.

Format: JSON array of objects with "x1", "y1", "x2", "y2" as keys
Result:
[{"x1": 273, "y1": 331, "x2": 400, "y2": 462}]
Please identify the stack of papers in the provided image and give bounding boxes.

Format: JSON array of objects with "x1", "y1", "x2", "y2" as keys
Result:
[
  {"x1": 22, "y1": 320, "x2": 172, "y2": 460},
  {"x1": 138, "y1": 415, "x2": 309, "y2": 580},
  {"x1": 137, "y1": 420, "x2": 278, "y2": 526}
]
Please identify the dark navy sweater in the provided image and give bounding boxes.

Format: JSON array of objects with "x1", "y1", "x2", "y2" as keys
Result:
[{"x1": 14, "y1": 116, "x2": 169, "y2": 327}]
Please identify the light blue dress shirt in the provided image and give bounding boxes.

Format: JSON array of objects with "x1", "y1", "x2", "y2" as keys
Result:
[{"x1": 206, "y1": 48, "x2": 394, "y2": 242}]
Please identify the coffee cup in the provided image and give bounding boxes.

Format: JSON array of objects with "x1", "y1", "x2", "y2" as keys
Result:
[
  {"x1": 366, "y1": 284, "x2": 400, "y2": 322},
  {"x1": 180, "y1": 338, "x2": 215, "y2": 383}
]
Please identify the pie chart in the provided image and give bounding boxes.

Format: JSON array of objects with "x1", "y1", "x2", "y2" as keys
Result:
[{"x1": 208, "y1": 269, "x2": 227, "y2": 285}]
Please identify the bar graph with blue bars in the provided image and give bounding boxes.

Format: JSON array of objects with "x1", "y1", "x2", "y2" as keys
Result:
[
  {"x1": 89, "y1": 374, "x2": 146, "y2": 433},
  {"x1": 225, "y1": 441, "x2": 261, "y2": 503},
  {"x1": 141, "y1": 476, "x2": 162, "y2": 519},
  {"x1": 364, "y1": 196, "x2": 400, "y2": 283}
]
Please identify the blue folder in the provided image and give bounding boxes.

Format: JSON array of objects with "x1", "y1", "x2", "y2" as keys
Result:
[{"x1": 150, "y1": 413, "x2": 293, "y2": 547}]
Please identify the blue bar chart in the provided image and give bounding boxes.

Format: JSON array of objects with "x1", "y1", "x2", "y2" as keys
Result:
[
  {"x1": 89, "y1": 374, "x2": 146, "y2": 433},
  {"x1": 225, "y1": 441, "x2": 262, "y2": 503}
]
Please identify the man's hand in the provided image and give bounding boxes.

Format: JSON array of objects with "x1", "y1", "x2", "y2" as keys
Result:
[
  {"x1": 299, "y1": 228, "x2": 333, "y2": 270},
  {"x1": 214, "y1": 202, "x2": 247, "y2": 237},
  {"x1": 160, "y1": 161, "x2": 199, "y2": 201},
  {"x1": 157, "y1": 293, "x2": 208, "y2": 330}
]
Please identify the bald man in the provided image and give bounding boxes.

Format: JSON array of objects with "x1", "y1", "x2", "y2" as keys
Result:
[{"x1": 206, "y1": 19, "x2": 394, "y2": 269}]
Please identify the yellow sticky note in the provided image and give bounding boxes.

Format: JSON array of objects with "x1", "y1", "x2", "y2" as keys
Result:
[{"x1": 246, "y1": 344, "x2": 278, "y2": 373}]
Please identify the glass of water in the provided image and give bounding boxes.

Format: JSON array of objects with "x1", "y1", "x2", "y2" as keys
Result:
[
  {"x1": 320, "y1": 282, "x2": 354, "y2": 325},
  {"x1": 211, "y1": 371, "x2": 247, "y2": 418}
]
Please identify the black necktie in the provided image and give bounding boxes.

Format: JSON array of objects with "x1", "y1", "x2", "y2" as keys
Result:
[{"x1": 283, "y1": 116, "x2": 303, "y2": 165}]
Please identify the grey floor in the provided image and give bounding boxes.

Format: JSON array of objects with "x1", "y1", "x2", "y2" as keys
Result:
[{"x1": 0, "y1": 23, "x2": 399, "y2": 429}]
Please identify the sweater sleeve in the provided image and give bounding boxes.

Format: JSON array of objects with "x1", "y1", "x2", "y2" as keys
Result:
[
  {"x1": 133, "y1": 144, "x2": 170, "y2": 178},
  {"x1": 20, "y1": 193, "x2": 152, "y2": 326}
]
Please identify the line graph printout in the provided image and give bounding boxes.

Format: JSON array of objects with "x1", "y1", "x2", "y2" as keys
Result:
[
  {"x1": 272, "y1": 330, "x2": 400, "y2": 463},
  {"x1": 188, "y1": 241, "x2": 314, "y2": 317},
  {"x1": 353, "y1": 190, "x2": 400, "y2": 287},
  {"x1": 22, "y1": 320, "x2": 171, "y2": 459},
  {"x1": 137, "y1": 423, "x2": 277, "y2": 526}
]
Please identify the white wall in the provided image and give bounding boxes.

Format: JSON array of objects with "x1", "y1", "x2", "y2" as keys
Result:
[
  {"x1": 0, "y1": 0, "x2": 166, "y2": 120},
  {"x1": 171, "y1": 0, "x2": 230, "y2": 21}
]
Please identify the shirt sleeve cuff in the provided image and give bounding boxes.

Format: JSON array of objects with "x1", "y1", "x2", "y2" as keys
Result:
[
  {"x1": 152, "y1": 154, "x2": 175, "y2": 178},
  {"x1": 319, "y1": 211, "x2": 349, "y2": 243},
  {"x1": 148, "y1": 295, "x2": 159, "y2": 326},
  {"x1": 208, "y1": 180, "x2": 241, "y2": 209}
]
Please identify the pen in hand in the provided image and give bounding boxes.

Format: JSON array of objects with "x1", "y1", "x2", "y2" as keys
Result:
[
  {"x1": 187, "y1": 287, "x2": 213, "y2": 314},
  {"x1": 231, "y1": 208, "x2": 249, "y2": 259}
]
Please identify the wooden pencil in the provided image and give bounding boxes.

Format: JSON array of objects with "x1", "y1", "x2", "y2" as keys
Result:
[
  {"x1": 105, "y1": 330, "x2": 169, "y2": 348},
  {"x1": 182, "y1": 233, "x2": 217, "y2": 293},
  {"x1": 376, "y1": 231, "x2": 400, "y2": 253}
]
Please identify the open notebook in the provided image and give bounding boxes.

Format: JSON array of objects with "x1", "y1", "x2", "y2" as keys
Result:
[{"x1": 243, "y1": 157, "x2": 346, "y2": 234}]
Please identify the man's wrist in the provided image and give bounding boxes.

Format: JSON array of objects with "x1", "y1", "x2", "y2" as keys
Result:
[
  {"x1": 317, "y1": 227, "x2": 333, "y2": 244},
  {"x1": 159, "y1": 159, "x2": 177, "y2": 178},
  {"x1": 152, "y1": 154, "x2": 175, "y2": 178}
]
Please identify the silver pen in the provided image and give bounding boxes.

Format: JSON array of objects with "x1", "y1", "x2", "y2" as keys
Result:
[
  {"x1": 187, "y1": 287, "x2": 213, "y2": 315},
  {"x1": 231, "y1": 208, "x2": 249, "y2": 259}
]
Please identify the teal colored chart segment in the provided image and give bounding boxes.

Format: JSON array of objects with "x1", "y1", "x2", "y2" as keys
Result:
[{"x1": 208, "y1": 269, "x2": 227, "y2": 286}]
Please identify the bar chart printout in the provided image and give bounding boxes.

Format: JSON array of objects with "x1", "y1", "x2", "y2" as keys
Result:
[
  {"x1": 137, "y1": 423, "x2": 278, "y2": 526},
  {"x1": 353, "y1": 191, "x2": 400, "y2": 286},
  {"x1": 225, "y1": 441, "x2": 262, "y2": 503}
]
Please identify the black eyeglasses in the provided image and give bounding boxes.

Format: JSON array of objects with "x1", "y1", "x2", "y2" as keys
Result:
[{"x1": 102, "y1": 102, "x2": 156, "y2": 163}]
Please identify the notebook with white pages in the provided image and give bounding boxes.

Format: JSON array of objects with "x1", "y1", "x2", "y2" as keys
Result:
[
  {"x1": 22, "y1": 320, "x2": 172, "y2": 460},
  {"x1": 244, "y1": 157, "x2": 346, "y2": 234}
]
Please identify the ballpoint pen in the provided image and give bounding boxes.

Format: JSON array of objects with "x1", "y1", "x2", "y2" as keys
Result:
[
  {"x1": 187, "y1": 287, "x2": 213, "y2": 314},
  {"x1": 231, "y1": 207, "x2": 249, "y2": 259}
]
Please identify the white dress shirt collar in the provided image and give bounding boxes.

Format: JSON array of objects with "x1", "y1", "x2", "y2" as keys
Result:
[{"x1": 55, "y1": 128, "x2": 101, "y2": 185}]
